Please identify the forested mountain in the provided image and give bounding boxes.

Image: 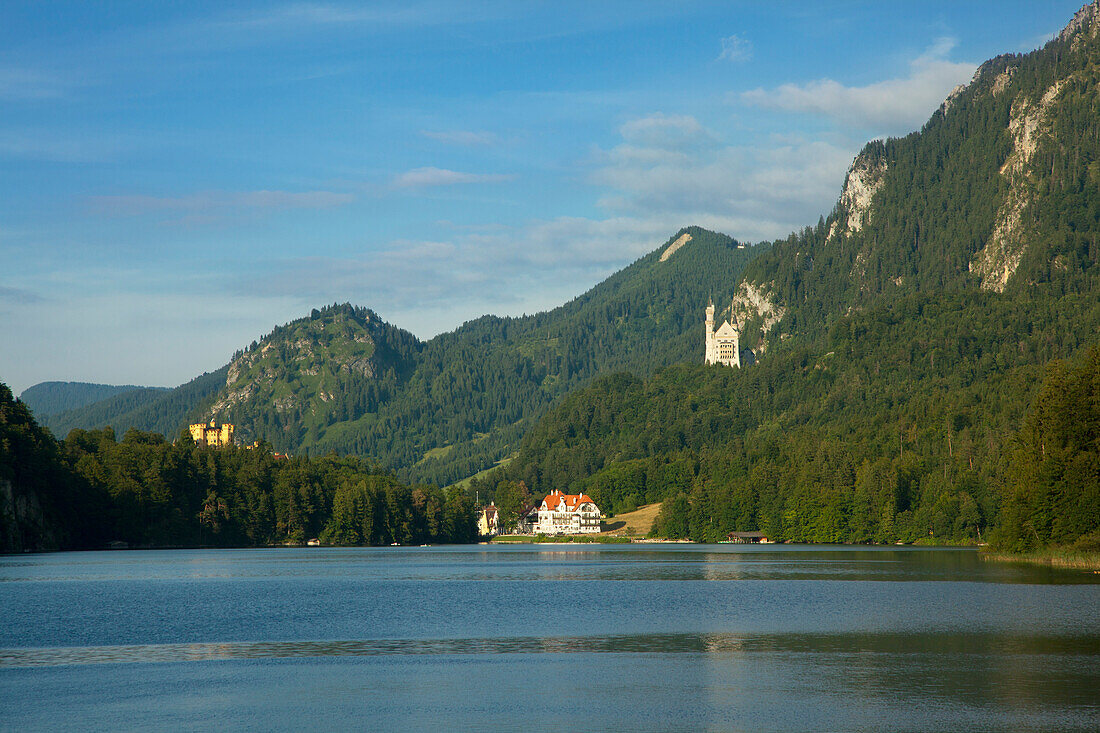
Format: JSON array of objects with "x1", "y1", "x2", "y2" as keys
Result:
[
  {"x1": 48, "y1": 231, "x2": 762, "y2": 485},
  {"x1": 19, "y1": 382, "x2": 162, "y2": 418},
  {"x1": 477, "y1": 3, "x2": 1100, "y2": 548}
]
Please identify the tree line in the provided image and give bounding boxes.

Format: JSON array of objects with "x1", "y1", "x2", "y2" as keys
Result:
[{"x1": 1, "y1": 382, "x2": 476, "y2": 552}]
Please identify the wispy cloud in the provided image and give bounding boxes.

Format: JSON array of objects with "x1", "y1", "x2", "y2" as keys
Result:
[
  {"x1": 392, "y1": 167, "x2": 513, "y2": 188},
  {"x1": 0, "y1": 132, "x2": 118, "y2": 163},
  {"x1": 87, "y1": 189, "x2": 354, "y2": 216},
  {"x1": 210, "y1": 3, "x2": 435, "y2": 31},
  {"x1": 0, "y1": 285, "x2": 45, "y2": 305},
  {"x1": 718, "y1": 34, "x2": 752, "y2": 62},
  {"x1": 0, "y1": 67, "x2": 70, "y2": 100},
  {"x1": 239, "y1": 214, "x2": 674, "y2": 334},
  {"x1": 619, "y1": 113, "x2": 716, "y2": 150},
  {"x1": 741, "y1": 37, "x2": 976, "y2": 132},
  {"x1": 591, "y1": 114, "x2": 855, "y2": 242},
  {"x1": 1020, "y1": 29, "x2": 1058, "y2": 51},
  {"x1": 421, "y1": 130, "x2": 498, "y2": 146}
]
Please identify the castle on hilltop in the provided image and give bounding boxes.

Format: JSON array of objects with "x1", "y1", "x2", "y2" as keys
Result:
[
  {"x1": 705, "y1": 301, "x2": 740, "y2": 368},
  {"x1": 189, "y1": 420, "x2": 235, "y2": 447}
]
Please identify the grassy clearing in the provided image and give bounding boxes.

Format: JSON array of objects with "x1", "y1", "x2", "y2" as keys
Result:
[
  {"x1": 416, "y1": 444, "x2": 454, "y2": 465},
  {"x1": 447, "y1": 454, "x2": 516, "y2": 490},
  {"x1": 600, "y1": 502, "x2": 662, "y2": 537}
]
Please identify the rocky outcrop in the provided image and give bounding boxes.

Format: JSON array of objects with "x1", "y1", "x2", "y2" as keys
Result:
[
  {"x1": 970, "y1": 79, "x2": 1068, "y2": 291},
  {"x1": 211, "y1": 309, "x2": 381, "y2": 416},
  {"x1": 1059, "y1": 1, "x2": 1100, "y2": 43},
  {"x1": 729, "y1": 280, "x2": 786, "y2": 355},
  {"x1": 941, "y1": 83, "x2": 968, "y2": 115},
  {"x1": 828, "y1": 151, "x2": 887, "y2": 240},
  {"x1": 991, "y1": 68, "x2": 1015, "y2": 96}
]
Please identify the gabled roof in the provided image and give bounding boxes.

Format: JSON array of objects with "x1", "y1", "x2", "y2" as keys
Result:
[
  {"x1": 540, "y1": 490, "x2": 597, "y2": 512},
  {"x1": 713, "y1": 321, "x2": 738, "y2": 340}
]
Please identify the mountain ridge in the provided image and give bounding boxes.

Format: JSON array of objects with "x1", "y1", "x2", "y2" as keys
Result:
[
  {"x1": 43, "y1": 227, "x2": 765, "y2": 484},
  {"x1": 19, "y1": 382, "x2": 166, "y2": 418}
]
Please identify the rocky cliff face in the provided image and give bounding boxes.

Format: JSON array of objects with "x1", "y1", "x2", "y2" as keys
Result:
[
  {"x1": 828, "y1": 150, "x2": 888, "y2": 241},
  {"x1": 970, "y1": 77, "x2": 1069, "y2": 291},
  {"x1": 728, "y1": 281, "x2": 786, "y2": 356},
  {"x1": 1060, "y1": 0, "x2": 1100, "y2": 44}
]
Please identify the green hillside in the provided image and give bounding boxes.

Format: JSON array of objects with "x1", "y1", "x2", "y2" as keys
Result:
[{"x1": 478, "y1": 6, "x2": 1100, "y2": 548}]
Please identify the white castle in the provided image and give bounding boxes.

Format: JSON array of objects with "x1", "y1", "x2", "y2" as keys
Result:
[{"x1": 705, "y1": 301, "x2": 740, "y2": 368}]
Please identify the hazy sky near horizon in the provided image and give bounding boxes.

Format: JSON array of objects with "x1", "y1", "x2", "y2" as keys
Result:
[{"x1": 1, "y1": 1, "x2": 1085, "y2": 394}]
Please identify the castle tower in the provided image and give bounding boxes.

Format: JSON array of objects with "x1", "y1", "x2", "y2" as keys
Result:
[
  {"x1": 704, "y1": 301, "x2": 740, "y2": 368},
  {"x1": 704, "y1": 301, "x2": 716, "y2": 364}
]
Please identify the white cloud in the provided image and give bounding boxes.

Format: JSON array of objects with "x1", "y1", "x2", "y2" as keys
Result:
[
  {"x1": 86, "y1": 189, "x2": 354, "y2": 216},
  {"x1": 592, "y1": 114, "x2": 857, "y2": 242},
  {"x1": 718, "y1": 34, "x2": 752, "y2": 62},
  {"x1": 741, "y1": 37, "x2": 976, "y2": 132},
  {"x1": 421, "y1": 130, "x2": 498, "y2": 146},
  {"x1": 392, "y1": 167, "x2": 513, "y2": 187}
]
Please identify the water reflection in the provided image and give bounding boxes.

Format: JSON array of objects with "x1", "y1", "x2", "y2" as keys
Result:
[
  {"x1": 2, "y1": 545, "x2": 1096, "y2": 585},
  {"x1": 5, "y1": 631, "x2": 1097, "y2": 667}
]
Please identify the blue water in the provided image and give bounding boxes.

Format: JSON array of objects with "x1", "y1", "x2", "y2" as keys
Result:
[{"x1": 1, "y1": 545, "x2": 1097, "y2": 731}]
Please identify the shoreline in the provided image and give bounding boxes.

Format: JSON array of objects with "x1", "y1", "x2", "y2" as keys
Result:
[{"x1": 980, "y1": 549, "x2": 1100, "y2": 572}]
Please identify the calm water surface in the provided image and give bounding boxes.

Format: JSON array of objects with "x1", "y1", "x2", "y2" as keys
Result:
[{"x1": 1, "y1": 544, "x2": 1097, "y2": 731}]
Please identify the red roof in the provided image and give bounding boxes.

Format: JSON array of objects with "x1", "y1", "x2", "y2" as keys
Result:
[{"x1": 541, "y1": 490, "x2": 596, "y2": 511}]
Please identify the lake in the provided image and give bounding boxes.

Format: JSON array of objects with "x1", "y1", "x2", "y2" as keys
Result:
[{"x1": 1, "y1": 544, "x2": 1097, "y2": 732}]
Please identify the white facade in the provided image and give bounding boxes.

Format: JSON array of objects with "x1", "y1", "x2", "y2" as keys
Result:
[
  {"x1": 534, "y1": 490, "x2": 602, "y2": 535},
  {"x1": 704, "y1": 302, "x2": 740, "y2": 368}
]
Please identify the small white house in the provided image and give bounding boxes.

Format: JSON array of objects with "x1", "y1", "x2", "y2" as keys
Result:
[{"x1": 533, "y1": 490, "x2": 602, "y2": 535}]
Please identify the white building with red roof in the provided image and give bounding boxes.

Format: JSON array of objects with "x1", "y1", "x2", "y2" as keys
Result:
[{"x1": 534, "y1": 490, "x2": 602, "y2": 535}]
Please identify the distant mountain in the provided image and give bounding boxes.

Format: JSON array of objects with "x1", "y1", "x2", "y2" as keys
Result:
[
  {"x1": 19, "y1": 382, "x2": 162, "y2": 418},
  {"x1": 484, "y1": 2, "x2": 1100, "y2": 547},
  {"x1": 43, "y1": 228, "x2": 764, "y2": 484},
  {"x1": 44, "y1": 368, "x2": 228, "y2": 440}
]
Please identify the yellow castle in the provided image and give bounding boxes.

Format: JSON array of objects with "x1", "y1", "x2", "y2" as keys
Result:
[{"x1": 189, "y1": 420, "x2": 235, "y2": 447}]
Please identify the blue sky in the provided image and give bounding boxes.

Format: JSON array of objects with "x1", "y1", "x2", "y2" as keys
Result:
[{"x1": 0, "y1": 1, "x2": 1085, "y2": 394}]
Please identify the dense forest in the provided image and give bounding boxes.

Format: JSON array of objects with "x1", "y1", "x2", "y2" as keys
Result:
[
  {"x1": 994, "y1": 346, "x2": 1100, "y2": 552},
  {"x1": 1, "y1": 382, "x2": 475, "y2": 552}
]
